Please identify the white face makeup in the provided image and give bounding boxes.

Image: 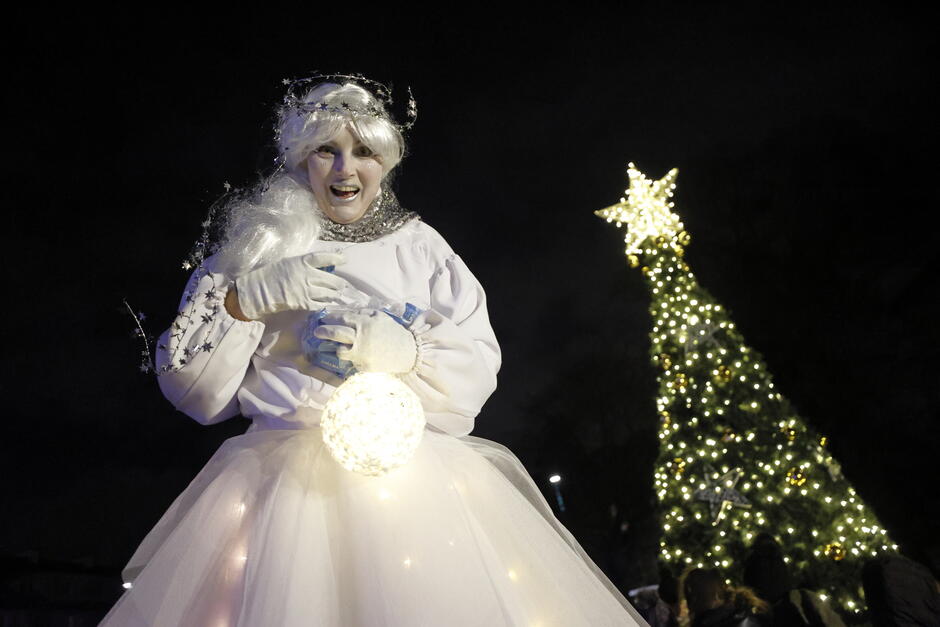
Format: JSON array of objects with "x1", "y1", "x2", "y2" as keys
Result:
[{"x1": 306, "y1": 125, "x2": 384, "y2": 224}]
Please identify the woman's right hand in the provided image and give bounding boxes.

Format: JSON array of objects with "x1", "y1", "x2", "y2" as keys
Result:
[{"x1": 233, "y1": 252, "x2": 349, "y2": 320}]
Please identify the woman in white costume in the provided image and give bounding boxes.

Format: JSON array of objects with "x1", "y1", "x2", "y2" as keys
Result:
[{"x1": 101, "y1": 75, "x2": 650, "y2": 626}]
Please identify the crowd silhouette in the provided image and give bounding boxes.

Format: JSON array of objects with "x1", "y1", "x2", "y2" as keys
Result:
[{"x1": 632, "y1": 534, "x2": 939, "y2": 627}]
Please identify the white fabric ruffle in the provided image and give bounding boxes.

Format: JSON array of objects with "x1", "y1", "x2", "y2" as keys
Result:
[{"x1": 102, "y1": 425, "x2": 648, "y2": 626}]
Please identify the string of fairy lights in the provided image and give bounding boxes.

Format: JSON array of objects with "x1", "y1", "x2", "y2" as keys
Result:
[{"x1": 596, "y1": 163, "x2": 898, "y2": 616}]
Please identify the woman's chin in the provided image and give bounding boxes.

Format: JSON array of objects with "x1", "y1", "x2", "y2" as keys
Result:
[{"x1": 324, "y1": 204, "x2": 366, "y2": 224}]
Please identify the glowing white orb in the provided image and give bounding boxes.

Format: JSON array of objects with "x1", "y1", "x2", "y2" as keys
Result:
[{"x1": 321, "y1": 372, "x2": 425, "y2": 476}]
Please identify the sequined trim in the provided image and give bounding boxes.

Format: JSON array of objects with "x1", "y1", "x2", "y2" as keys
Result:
[{"x1": 316, "y1": 186, "x2": 419, "y2": 243}]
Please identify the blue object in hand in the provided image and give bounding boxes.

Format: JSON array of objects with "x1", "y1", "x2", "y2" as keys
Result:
[
  {"x1": 302, "y1": 309, "x2": 359, "y2": 379},
  {"x1": 301, "y1": 263, "x2": 423, "y2": 381}
]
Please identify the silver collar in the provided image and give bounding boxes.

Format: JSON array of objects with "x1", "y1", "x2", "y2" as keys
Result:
[{"x1": 317, "y1": 186, "x2": 418, "y2": 243}]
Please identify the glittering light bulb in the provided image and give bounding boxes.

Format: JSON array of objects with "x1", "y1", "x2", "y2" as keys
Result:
[{"x1": 321, "y1": 372, "x2": 425, "y2": 477}]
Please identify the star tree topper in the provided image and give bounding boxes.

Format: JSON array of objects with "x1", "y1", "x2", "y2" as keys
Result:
[{"x1": 595, "y1": 162, "x2": 683, "y2": 256}]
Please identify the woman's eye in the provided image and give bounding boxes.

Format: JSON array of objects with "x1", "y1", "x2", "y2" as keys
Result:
[
  {"x1": 315, "y1": 145, "x2": 334, "y2": 155},
  {"x1": 355, "y1": 146, "x2": 374, "y2": 157}
]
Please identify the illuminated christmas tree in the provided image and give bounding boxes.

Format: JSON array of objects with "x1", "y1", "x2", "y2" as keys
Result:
[{"x1": 595, "y1": 163, "x2": 898, "y2": 617}]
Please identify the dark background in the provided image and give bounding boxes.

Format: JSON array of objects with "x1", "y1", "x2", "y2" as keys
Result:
[{"x1": 4, "y1": 4, "x2": 938, "y2": 618}]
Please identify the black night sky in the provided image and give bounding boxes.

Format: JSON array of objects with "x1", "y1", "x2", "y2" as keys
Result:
[{"x1": 4, "y1": 4, "x2": 939, "y2": 614}]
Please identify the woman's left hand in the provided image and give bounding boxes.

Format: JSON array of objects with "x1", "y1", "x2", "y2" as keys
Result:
[{"x1": 314, "y1": 309, "x2": 418, "y2": 374}]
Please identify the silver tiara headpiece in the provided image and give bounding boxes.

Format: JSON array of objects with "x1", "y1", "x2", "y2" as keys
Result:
[{"x1": 280, "y1": 72, "x2": 417, "y2": 132}]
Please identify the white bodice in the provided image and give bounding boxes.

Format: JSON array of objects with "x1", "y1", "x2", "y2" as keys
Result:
[{"x1": 156, "y1": 218, "x2": 501, "y2": 437}]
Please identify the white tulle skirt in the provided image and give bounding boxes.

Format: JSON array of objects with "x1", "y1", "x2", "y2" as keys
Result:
[{"x1": 101, "y1": 425, "x2": 649, "y2": 626}]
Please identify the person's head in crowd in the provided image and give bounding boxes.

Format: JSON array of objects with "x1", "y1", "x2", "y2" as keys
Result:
[{"x1": 743, "y1": 532, "x2": 793, "y2": 604}]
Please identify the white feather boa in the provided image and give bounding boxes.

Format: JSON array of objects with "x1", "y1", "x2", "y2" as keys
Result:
[{"x1": 211, "y1": 173, "x2": 322, "y2": 279}]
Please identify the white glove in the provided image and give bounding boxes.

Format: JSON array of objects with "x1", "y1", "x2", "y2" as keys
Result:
[
  {"x1": 235, "y1": 252, "x2": 358, "y2": 320},
  {"x1": 313, "y1": 309, "x2": 418, "y2": 374}
]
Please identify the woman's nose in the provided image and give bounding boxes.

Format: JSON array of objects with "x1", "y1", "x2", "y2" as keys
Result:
[{"x1": 333, "y1": 152, "x2": 353, "y2": 175}]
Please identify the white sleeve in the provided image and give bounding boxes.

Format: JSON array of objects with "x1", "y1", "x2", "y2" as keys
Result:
[
  {"x1": 155, "y1": 260, "x2": 266, "y2": 425},
  {"x1": 400, "y1": 229, "x2": 502, "y2": 437}
]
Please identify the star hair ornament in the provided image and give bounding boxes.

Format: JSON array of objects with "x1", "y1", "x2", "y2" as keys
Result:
[{"x1": 277, "y1": 71, "x2": 417, "y2": 135}]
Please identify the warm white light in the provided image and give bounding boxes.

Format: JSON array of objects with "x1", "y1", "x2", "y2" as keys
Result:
[
  {"x1": 549, "y1": 474, "x2": 561, "y2": 484},
  {"x1": 595, "y1": 163, "x2": 683, "y2": 256},
  {"x1": 321, "y1": 372, "x2": 425, "y2": 477}
]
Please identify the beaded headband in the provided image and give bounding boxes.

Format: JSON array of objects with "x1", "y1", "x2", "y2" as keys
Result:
[{"x1": 279, "y1": 72, "x2": 418, "y2": 132}]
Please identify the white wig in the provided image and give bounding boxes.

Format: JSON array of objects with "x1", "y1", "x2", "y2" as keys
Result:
[
  {"x1": 210, "y1": 81, "x2": 407, "y2": 278},
  {"x1": 278, "y1": 81, "x2": 406, "y2": 186}
]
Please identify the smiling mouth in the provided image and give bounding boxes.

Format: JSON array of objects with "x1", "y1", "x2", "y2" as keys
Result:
[{"x1": 329, "y1": 184, "x2": 360, "y2": 201}]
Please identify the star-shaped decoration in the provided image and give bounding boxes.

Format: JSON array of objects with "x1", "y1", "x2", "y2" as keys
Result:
[
  {"x1": 201, "y1": 342, "x2": 214, "y2": 353},
  {"x1": 595, "y1": 162, "x2": 684, "y2": 257},
  {"x1": 201, "y1": 313, "x2": 214, "y2": 324},
  {"x1": 693, "y1": 467, "x2": 752, "y2": 524},
  {"x1": 679, "y1": 317, "x2": 725, "y2": 354}
]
